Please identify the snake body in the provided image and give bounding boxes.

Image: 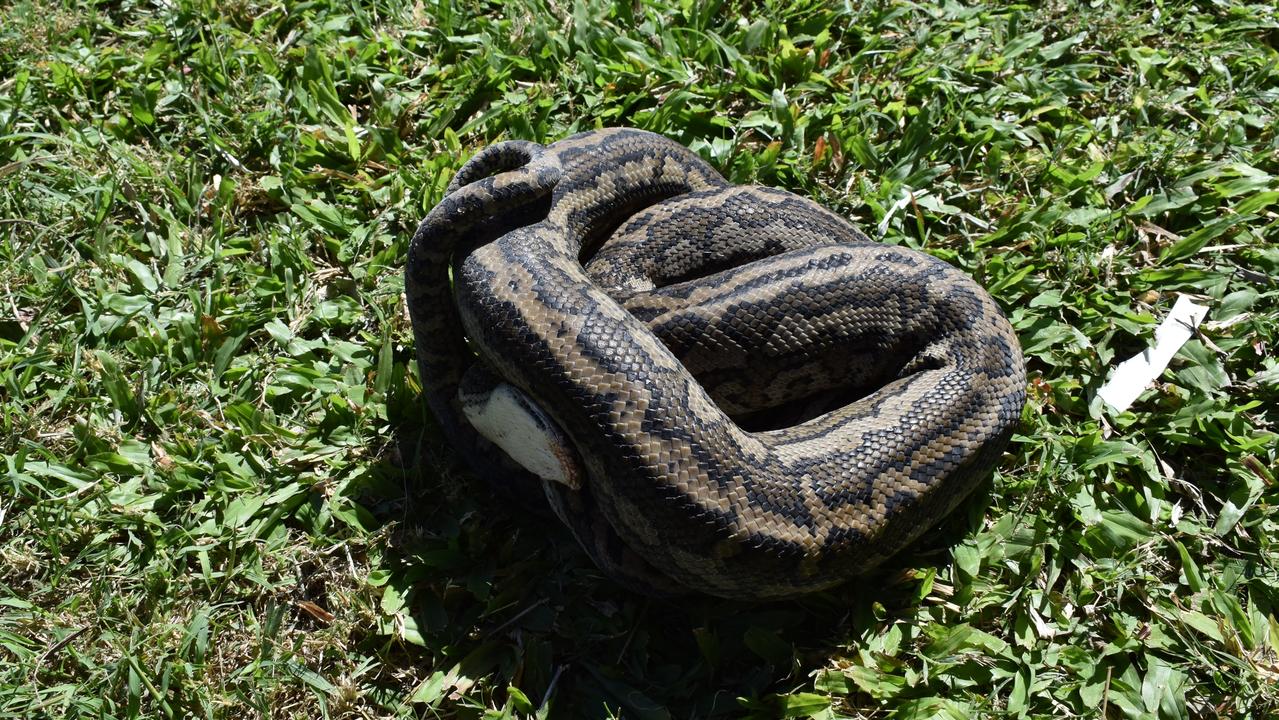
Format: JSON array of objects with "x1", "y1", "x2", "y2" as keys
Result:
[{"x1": 406, "y1": 128, "x2": 1026, "y2": 599}]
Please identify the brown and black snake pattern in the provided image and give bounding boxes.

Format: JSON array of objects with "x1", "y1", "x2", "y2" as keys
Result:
[{"x1": 405, "y1": 128, "x2": 1026, "y2": 599}]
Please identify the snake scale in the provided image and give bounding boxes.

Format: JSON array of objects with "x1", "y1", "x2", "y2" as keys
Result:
[{"x1": 405, "y1": 128, "x2": 1026, "y2": 599}]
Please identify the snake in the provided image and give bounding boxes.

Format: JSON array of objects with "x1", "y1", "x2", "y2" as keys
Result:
[{"x1": 405, "y1": 128, "x2": 1026, "y2": 599}]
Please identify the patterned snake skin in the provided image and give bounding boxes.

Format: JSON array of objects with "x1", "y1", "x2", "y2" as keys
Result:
[{"x1": 406, "y1": 128, "x2": 1026, "y2": 599}]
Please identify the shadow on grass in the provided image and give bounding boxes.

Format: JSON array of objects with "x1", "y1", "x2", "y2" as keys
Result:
[{"x1": 361, "y1": 403, "x2": 987, "y2": 719}]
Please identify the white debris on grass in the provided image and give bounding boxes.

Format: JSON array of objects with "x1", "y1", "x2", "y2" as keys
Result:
[{"x1": 1098, "y1": 295, "x2": 1210, "y2": 413}]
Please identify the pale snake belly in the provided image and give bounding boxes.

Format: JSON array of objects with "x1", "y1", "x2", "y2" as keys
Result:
[{"x1": 405, "y1": 128, "x2": 1026, "y2": 599}]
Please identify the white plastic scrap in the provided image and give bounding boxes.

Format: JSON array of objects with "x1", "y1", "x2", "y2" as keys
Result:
[{"x1": 1098, "y1": 295, "x2": 1210, "y2": 413}]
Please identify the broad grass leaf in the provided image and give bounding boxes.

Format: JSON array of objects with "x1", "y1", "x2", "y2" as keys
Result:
[
  {"x1": 1173, "y1": 541, "x2": 1205, "y2": 592},
  {"x1": 1017, "y1": 316, "x2": 1088, "y2": 356},
  {"x1": 94, "y1": 350, "x2": 138, "y2": 420},
  {"x1": 117, "y1": 255, "x2": 159, "y2": 293},
  {"x1": 1079, "y1": 440, "x2": 1144, "y2": 470},
  {"x1": 410, "y1": 670, "x2": 447, "y2": 703},
  {"x1": 398, "y1": 614, "x2": 428, "y2": 649},
  {"x1": 1028, "y1": 290, "x2": 1064, "y2": 308},
  {"x1": 1084, "y1": 510, "x2": 1152, "y2": 554},
  {"x1": 102, "y1": 292, "x2": 150, "y2": 315},
  {"x1": 21, "y1": 460, "x2": 95, "y2": 490},
  {"x1": 1178, "y1": 609, "x2": 1225, "y2": 643},
  {"x1": 849, "y1": 665, "x2": 906, "y2": 700},
  {"x1": 890, "y1": 697, "x2": 970, "y2": 719},
  {"x1": 952, "y1": 543, "x2": 981, "y2": 581},
  {"x1": 775, "y1": 692, "x2": 831, "y2": 718},
  {"x1": 505, "y1": 685, "x2": 534, "y2": 715},
  {"x1": 1141, "y1": 656, "x2": 1188, "y2": 720},
  {"x1": 1007, "y1": 668, "x2": 1029, "y2": 716},
  {"x1": 1040, "y1": 32, "x2": 1088, "y2": 60},
  {"x1": 440, "y1": 641, "x2": 509, "y2": 703},
  {"x1": 87, "y1": 451, "x2": 145, "y2": 476},
  {"x1": 1216, "y1": 288, "x2": 1259, "y2": 321},
  {"x1": 1247, "y1": 365, "x2": 1279, "y2": 387},
  {"x1": 291, "y1": 198, "x2": 350, "y2": 237},
  {"x1": 224, "y1": 495, "x2": 266, "y2": 528},
  {"x1": 331, "y1": 499, "x2": 378, "y2": 533},
  {"x1": 1160, "y1": 214, "x2": 1254, "y2": 263},
  {"x1": 1234, "y1": 190, "x2": 1279, "y2": 215},
  {"x1": 1132, "y1": 187, "x2": 1198, "y2": 216},
  {"x1": 1004, "y1": 31, "x2": 1045, "y2": 59},
  {"x1": 1172, "y1": 341, "x2": 1231, "y2": 396},
  {"x1": 812, "y1": 669, "x2": 851, "y2": 695},
  {"x1": 1105, "y1": 662, "x2": 1150, "y2": 718},
  {"x1": 1214, "y1": 470, "x2": 1265, "y2": 537},
  {"x1": 1214, "y1": 589, "x2": 1257, "y2": 649},
  {"x1": 180, "y1": 606, "x2": 210, "y2": 663},
  {"x1": 924, "y1": 623, "x2": 1007, "y2": 658},
  {"x1": 284, "y1": 661, "x2": 336, "y2": 694}
]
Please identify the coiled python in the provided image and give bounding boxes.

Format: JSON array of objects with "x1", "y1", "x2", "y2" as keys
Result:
[{"x1": 405, "y1": 128, "x2": 1025, "y2": 599}]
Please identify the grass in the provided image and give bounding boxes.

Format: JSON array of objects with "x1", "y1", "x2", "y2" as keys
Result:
[{"x1": 1, "y1": 0, "x2": 1277, "y2": 717}]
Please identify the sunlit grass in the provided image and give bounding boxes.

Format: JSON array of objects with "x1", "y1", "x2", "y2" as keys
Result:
[{"x1": 1, "y1": 0, "x2": 1277, "y2": 717}]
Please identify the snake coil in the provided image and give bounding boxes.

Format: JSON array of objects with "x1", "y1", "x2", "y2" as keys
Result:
[{"x1": 406, "y1": 128, "x2": 1025, "y2": 599}]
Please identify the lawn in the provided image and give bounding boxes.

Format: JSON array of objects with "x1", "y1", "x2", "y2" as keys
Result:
[{"x1": 1, "y1": 0, "x2": 1277, "y2": 717}]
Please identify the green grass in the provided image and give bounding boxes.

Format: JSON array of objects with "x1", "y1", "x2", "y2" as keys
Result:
[{"x1": 1, "y1": 0, "x2": 1277, "y2": 717}]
